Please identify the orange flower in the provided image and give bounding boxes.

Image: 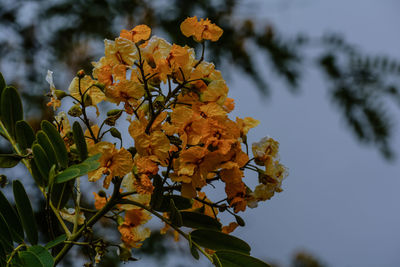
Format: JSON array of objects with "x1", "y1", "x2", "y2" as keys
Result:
[
  {"x1": 105, "y1": 80, "x2": 144, "y2": 113},
  {"x1": 222, "y1": 222, "x2": 239, "y2": 234},
  {"x1": 68, "y1": 75, "x2": 105, "y2": 106},
  {"x1": 88, "y1": 142, "x2": 134, "y2": 188},
  {"x1": 180, "y1": 16, "x2": 223, "y2": 42},
  {"x1": 92, "y1": 57, "x2": 114, "y2": 86},
  {"x1": 93, "y1": 192, "x2": 107, "y2": 210},
  {"x1": 236, "y1": 117, "x2": 260, "y2": 137},
  {"x1": 120, "y1": 25, "x2": 151, "y2": 43},
  {"x1": 118, "y1": 209, "x2": 151, "y2": 248},
  {"x1": 190, "y1": 192, "x2": 218, "y2": 218},
  {"x1": 220, "y1": 166, "x2": 247, "y2": 213},
  {"x1": 105, "y1": 37, "x2": 138, "y2": 66}
]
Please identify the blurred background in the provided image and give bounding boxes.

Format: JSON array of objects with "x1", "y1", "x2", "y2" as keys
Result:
[{"x1": 1, "y1": 0, "x2": 400, "y2": 266}]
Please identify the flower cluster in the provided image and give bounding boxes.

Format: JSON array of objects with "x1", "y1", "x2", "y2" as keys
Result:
[{"x1": 47, "y1": 17, "x2": 287, "y2": 252}]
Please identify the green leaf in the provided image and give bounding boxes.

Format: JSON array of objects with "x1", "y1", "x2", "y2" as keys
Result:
[
  {"x1": 13, "y1": 180, "x2": 38, "y2": 245},
  {"x1": 28, "y1": 245, "x2": 54, "y2": 267},
  {"x1": 0, "y1": 86, "x2": 23, "y2": 138},
  {"x1": 169, "y1": 199, "x2": 183, "y2": 227},
  {"x1": 181, "y1": 212, "x2": 222, "y2": 231},
  {"x1": 36, "y1": 131, "x2": 58, "y2": 168},
  {"x1": 0, "y1": 73, "x2": 6, "y2": 116},
  {"x1": 154, "y1": 195, "x2": 193, "y2": 212},
  {"x1": 0, "y1": 154, "x2": 23, "y2": 168},
  {"x1": 0, "y1": 242, "x2": 6, "y2": 266},
  {"x1": 51, "y1": 181, "x2": 73, "y2": 210},
  {"x1": 54, "y1": 155, "x2": 101, "y2": 184},
  {"x1": 54, "y1": 168, "x2": 80, "y2": 184},
  {"x1": 15, "y1": 120, "x2": 35, "y2": 151},
  {"x1": 44, "y1": 234, "x2": 66, "y2": 249},
  {"x1": 0, "y1": 214, "x2": 13, "y2": 252},
  {"x1": 72, "y1": 121, "x2": 88, "y2": 161},
  {"x1": 0, "y1": 191, "x2": 24, "y2": 243},
  {"x1": 215, "y1": 251, "x2": 271, "y2": 267},
  {"x1": 41, "y1": 121, "x2": 68, "y2": 169},
  {"x1": 32, "y1": 144, "x2": 51, "y2": 185},
  {"x1": 30, "y1": 160, "x2": 46, "y2": 186},
  {"x1": 150, "y1": 174, "x2": 164, "y2": 210},
  {"x1": 212, "y1": 254, "x2": 222, "y2": 267},
  {"x1": 19, "y1": 251, "x2": 44, "y2": 267},
  {"x1": 190, "y1": 229, "x2": 251, "y2": 254},
  {"x1": 188, "y1": 235, "x2": 199, "y2": 260}
]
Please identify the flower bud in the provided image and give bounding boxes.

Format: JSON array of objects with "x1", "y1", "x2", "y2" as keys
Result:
[
  {"x1": 68, "y1": 104, "x2": 83, "y2": 117},
  {"x1": 98, "y1": 190, "x2": 107, "y2": 198},
  {"x1": 234, "y1": 215, "x2": 245, "y2": 227},
  {"x1": 77, "y1": 69, "x2": 85, "y2": 78},
  {"x1": 107, "y1": 109, "x2": 123, "y2": 116},
  {"x1": 110, "y1": 127, "x2": 122, "y2": 140}
]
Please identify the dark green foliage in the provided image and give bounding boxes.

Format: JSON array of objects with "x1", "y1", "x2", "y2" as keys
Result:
[
  {"x1": 181, "y1": 211, "x2": 222, "y2": 231},
  {"x1": 44, "y1": 234, "x2": 66, "y2": 249},
  {"x1": 169, "y1": 199, "x2": 183, "y2": 227},
  {"x1": 215, "y1": 251, "x2": 271, "y2": 267},
  {"x1": 15, "y1": 120, "x2": 36, "y2": 151},
  {"x1": 32, "y1": 144, "x2": 51, "y2": 185},
  {"x1": 51, "y1": 181, "x2": 73, "y2": 210},
  {"x1": 190, "y1": 229, "x2": 250, "y2": 254},
  {"x1": 150, "y1": 174, "x2": 163, "y2": 210},
  {"x1": 13, "y1": 180, "x2": 38, "y2": 245},
  {"x1": 154, "y1": 195, "x2": 193, "y2": 212},
  {"x1": 28, "y1": 245, "x2": 55, "y2": 267},
  {"x1": 37, "y1": 130, "x2": 58, "y2": 168},
  {"x1": 0, "y1": 86, "x2": 23, "y2": 138},
  {"x1": 0, "y1": 191, "x2": 24, "y2": 243},
  {"x1": 0, "y1": 154, "x2": 23, "y2": 168},
  {"x1": 54, "y1": 154, "x2": 101, "y2": 183},
  {"x1": 0, "y1": 72, "x2": 6, "y2": 117},
  {"x1": 0, "y1": 214, "x2": 13, "y2": 252},
  {"x1": 41, "y1": 120, "x2": 69, "y2": 169},
  {"x1": 72, "y1": 121, "x2": 88, "y2": 161},
  {"x1": 19, "y1": 251, "x2": 43, "y2": 266}
]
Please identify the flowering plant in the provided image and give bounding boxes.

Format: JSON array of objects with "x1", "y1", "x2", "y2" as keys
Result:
[{"x1": 0, "y1": 16, "x2": 287, "y2": 266}]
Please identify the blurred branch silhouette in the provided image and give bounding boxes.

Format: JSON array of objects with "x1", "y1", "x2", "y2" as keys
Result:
[{"x1": 1, "y1": 0, "x2": 399, "y2": 158}]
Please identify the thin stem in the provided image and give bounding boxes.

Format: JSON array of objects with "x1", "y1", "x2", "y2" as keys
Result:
[
  {"x1": 54, "y1": 178, "x2": 123, "y2": 265},
  {"x1": 6, "y1": 243, "x2": 26, "y2": 267},
  {"x1": 119, "y1": 199, "x2": 214, "y2": 263},
  {"x1": 72, "y1": 177, "x2": 81, "y2": 234}
]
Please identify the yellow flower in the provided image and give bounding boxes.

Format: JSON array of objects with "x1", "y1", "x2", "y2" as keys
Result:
[
  {"x1": 200, "y1": 80, "x2": 229, "y2": 105},
  {"x1": 68, "y1": 75, "x2": 105, "y2": 106},
  {"x1": 180, "y1": 16, "x2": 223, "y2": 42},
  {"x1": 105, "y1": 80, "x2": 144, "y2": 114},
  {"x1": 236, "y1": 117, "x2": 260, "y2": 137},
  {"x1": 118, "y1": 208, "x2": 151, "y2": 248},
  {"x1": 88, "y1": 142, "x2": 133, "y2": 189},
  {"x1": 120, "y1": 25, "x2": 151, "y2": 43},
  {"x1": 105, "y1": 37, "x2": 138, "y2": 66},
  {"x1": 252, "y1": 136, "x2": 280, "y2": 165}
]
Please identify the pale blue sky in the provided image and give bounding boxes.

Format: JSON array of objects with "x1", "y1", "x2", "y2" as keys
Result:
[{"x1": 228, "y1": 1, "x2": 400, "y2": 266}]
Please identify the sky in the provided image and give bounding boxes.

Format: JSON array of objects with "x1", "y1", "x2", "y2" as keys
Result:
[{"x1": 226, "y1": 1, "x2": 400, "y2": 266}]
